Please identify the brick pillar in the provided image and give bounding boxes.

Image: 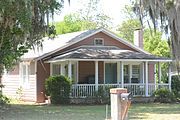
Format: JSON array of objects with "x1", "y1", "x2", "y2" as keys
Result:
[{"x1": 110, "y1": 88, "x2": 128, "y2": 120}]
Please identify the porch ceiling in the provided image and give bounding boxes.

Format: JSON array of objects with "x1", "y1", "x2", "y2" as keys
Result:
[{"x1": 48, "y1": 47, "x2": 172, "y2": 62}]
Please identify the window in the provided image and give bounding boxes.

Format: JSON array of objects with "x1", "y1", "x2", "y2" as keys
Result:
[
  {"x1": 132, "y1": 65, "x2": 140, "y2": 83},
  {"x1": 20, "y1": 62, "x2": 30, "y2": 85},
  {"x1": 124, "y1": 65, "x2": 129, "y2": 83},
  {"x1": 52, "y1": 64, "x2": 61, "y2": 75},
  {"x1": 132, "y1": 65, "x2": 140, "y2": 75},
  {"x1": 94, "y1": 38, "x2": 104, "y2": 45}
]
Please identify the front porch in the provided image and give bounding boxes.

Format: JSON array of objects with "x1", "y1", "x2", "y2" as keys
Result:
[
  {"x1": 71, "y1": 83, "x2": 169, "y2": 98},
  {"x1": 50, "y1": 59, "x2": 172, "y2": 98}
]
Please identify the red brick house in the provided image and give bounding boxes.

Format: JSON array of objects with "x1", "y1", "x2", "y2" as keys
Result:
[{"x1": 1, "y1": 28, "x2": 172, "y2": 103}]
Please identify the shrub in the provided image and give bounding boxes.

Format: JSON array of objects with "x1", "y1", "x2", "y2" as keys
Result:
[
  {"x1": 172, "y1": 75, "x2": 180, "y2": 98},
  {"x1": 0, "y1": 93, "x2": 10, "y2": 105},
  {"x1": 93, "y1": 86, "x2": 112, "y2": 104},
  {"x1": 45, "y1": 75, "x2": 71, "y2": 104},
  {"x1": 153, "y1": 88, "x2": 175, "y2": 103}
]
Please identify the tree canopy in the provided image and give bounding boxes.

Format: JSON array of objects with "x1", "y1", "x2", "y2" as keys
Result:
[
  {"x1": 117, "y1": 19, "x2": 170, "y2": 57},
  {"x1": 133, "y1": 0, "x2": 180, "y2": 73},
  {"x1": 143, "y1": 29, "x2": 170, "y2": 57},
  {"x1": 117, "y1": 19, "x2": 141, "y2": 43},
  {"x1": 54, "y1": 0, "x2": 112, "y2": 35},
  {"x1": 0, "y1": 0, "x2": 64, "y2": 75},
  {"x1": 54, "y1": 14, "x2": 82, "y2": 34}
]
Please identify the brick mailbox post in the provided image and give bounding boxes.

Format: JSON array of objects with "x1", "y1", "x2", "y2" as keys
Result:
[{"x1": 110, "y1": 88, "x2": 131, "y2": 120}]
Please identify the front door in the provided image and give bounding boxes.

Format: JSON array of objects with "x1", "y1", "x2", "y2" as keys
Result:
[{"x1": 105, "y1": 63, "x2": 117, "y2": 84}]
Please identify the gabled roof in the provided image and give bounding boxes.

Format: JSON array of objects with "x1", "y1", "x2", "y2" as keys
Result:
[
  {"x1": 22, "y1": 28, "x2": 151, "y2": 60},
  {"x1": 22, "y1": 31, "x2": 86, "y2": 60}
]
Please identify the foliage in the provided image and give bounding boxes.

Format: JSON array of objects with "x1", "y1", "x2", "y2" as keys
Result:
[
  {"x1": 54, "y1": 0, "x2": 112, "y2": 35},
  {"x1": 117, "y1": 19, "x2": 141, "y2": 42},
  {"x1": 0, "y1": 0, "x2": 64, "y2": 75},
  {"x1": 93, "y1": 86, "x2": 112, "y2": 104},
  {"x1": 0, "y1": 93, "x2": 10, "y2": 105},
  {"x1": 78, "y1": 0, "x2": 112, "y2": 30},
  {"x1": 121, "y1": 5, "x2": 137, "y2": 20},
  {"x1": 133, "y1": 0, "x2": 180, "y2": 72},
  {"x1": 143, "y1": 29, "x2": 170, "y2": 57},
  {"x1": 16, "y1": 86, "x2": 23, "y2": 100},
  {"x1": 54, "y1": 13, "x2": 112, "y2": 35},
  {"x1": 54, "y1": 14, "x2": 82, "y2": 35},
  {"x1": 45, "y1": 75, "x2": 71, "y2": 104},
  {"x1": 172, "y1": 75, "x2": 180, "y2": 98},
  {"x1": 153, "y1": 88, "x2": 175, "y2": 103}
]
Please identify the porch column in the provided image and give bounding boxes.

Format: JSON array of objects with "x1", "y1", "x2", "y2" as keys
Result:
[
  {"x1": 145, "y1": 61, "x2": 149, "y2": 96},
  {"x1": 140, "y1": 62, "x2": 144, "y2": 84},
  {"x1": 95, "y1": 61, "x2": 98, "y2": 91},
  {"x1": 129, "y1": 64, "x2": 132, "y2": 83},
  {"x1": 117, "y1": 62, "x2": 120, "y2": 86},
  {"x1": 50, "y1": 63, "x2": 53, "y2": 75},
  {"x1": 158, "y1": 62, "x2": 161, "y2": 84},
  {"x1": 68, "y1": 61, "x2": 72, "y2": 80},
  {"x1": 60, "y1": 63, "x2": 65, "y2": 76},
  {"x1": 154, "y1": 64, "x2": 157, "y2": 90},
  {"x1": 120, "y1": 61, "x2": 124, "y2": 88},
  {"x1": 168, "y1": 63, "x2": 172, "y2": 91}
]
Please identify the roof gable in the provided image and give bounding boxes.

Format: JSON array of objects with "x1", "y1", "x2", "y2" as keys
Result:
[{"x1": 28, "y1": 28, "x2": 150, "y2": 60}]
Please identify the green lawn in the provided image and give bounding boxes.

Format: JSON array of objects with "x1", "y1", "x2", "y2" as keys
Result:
[{"x1": 0, "y1": 103, "x2": 180, "y2": 120}]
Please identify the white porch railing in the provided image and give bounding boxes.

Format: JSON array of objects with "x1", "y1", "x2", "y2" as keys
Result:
[
  {"x1": 124, "y1": 83, "x2": 146, "y2": 96},
  {"x1": 71, "y1": 84, "x2": 96, "y2": 98},
  {"x1": 70, "y1": 83, "x2": 170, "y2": 98},
  {"x1": 148, "y1": 83, "x2": 169, "y2": 96}
]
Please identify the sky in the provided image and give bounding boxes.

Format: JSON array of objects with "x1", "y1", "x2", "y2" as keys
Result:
[{"x1": 54, "y1": 0, "x2": 131, "y2": 28}]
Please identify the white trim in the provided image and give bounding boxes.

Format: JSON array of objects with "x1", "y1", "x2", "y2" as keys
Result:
[
  {"x1": 50, "y1": 63, "x2": 53, "y2": 76},
  {"x1": 140, "y1": 62, "x2": 144, "y2": 84},
  {"x1": 123, "y1": 61, "x2": 141, "y2": 65},
  {"x1": 61, "y1": 62, "x2": 66, "y2": 76},
  {"x1": 129, "y1": 64, "x2": 132, "y2": 83},
  {"x1": 47, "y1": 58, "x2": 172, "y2": 63},
  {"x1": 34, "y1": 61, "x2": 37, "y2": 102},
  {"x1": 103, "y1": 61, "x2": 105, "y2": 84},
  {"x1": 121, "y1": 61, "x2": 124, "y2": 88},
  {"x1": 158, "y1": 62, "x2": 161, "y2": 83},
  {"x1": 19, "y1": 63, "x2": 22, "y2": 86},
  {"x1": 95, "y1": 61, "x2": 98, "y2": 91},
  {"x1": 19, "y1": 62, "x2": 30, "y2": 88},
  {"x1": 68, "y1": 61, "x2": 72, "y2": 80},
  {"x1": 76, "y1": 61, "x2": 79, "y2": 84},
  {"x1": 154, "y1": 64, "x2": 157, "y2": 90},
  {"x1": 117, "y1": 62, "x2": 120, "y2": 84},
  {"x1": 79, "y1": 45, "x2": 119, "y2": 49},
  {"x1": 145, "y1": 61, "x2": 149, "y2": 96},
  {"x1": 60, "y1": 62, "x2": 64, "y2": 75}
]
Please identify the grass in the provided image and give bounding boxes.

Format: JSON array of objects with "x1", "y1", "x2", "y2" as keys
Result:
[{"x1": 0, "y1": 103, "x2": 180, "y2": 120}]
